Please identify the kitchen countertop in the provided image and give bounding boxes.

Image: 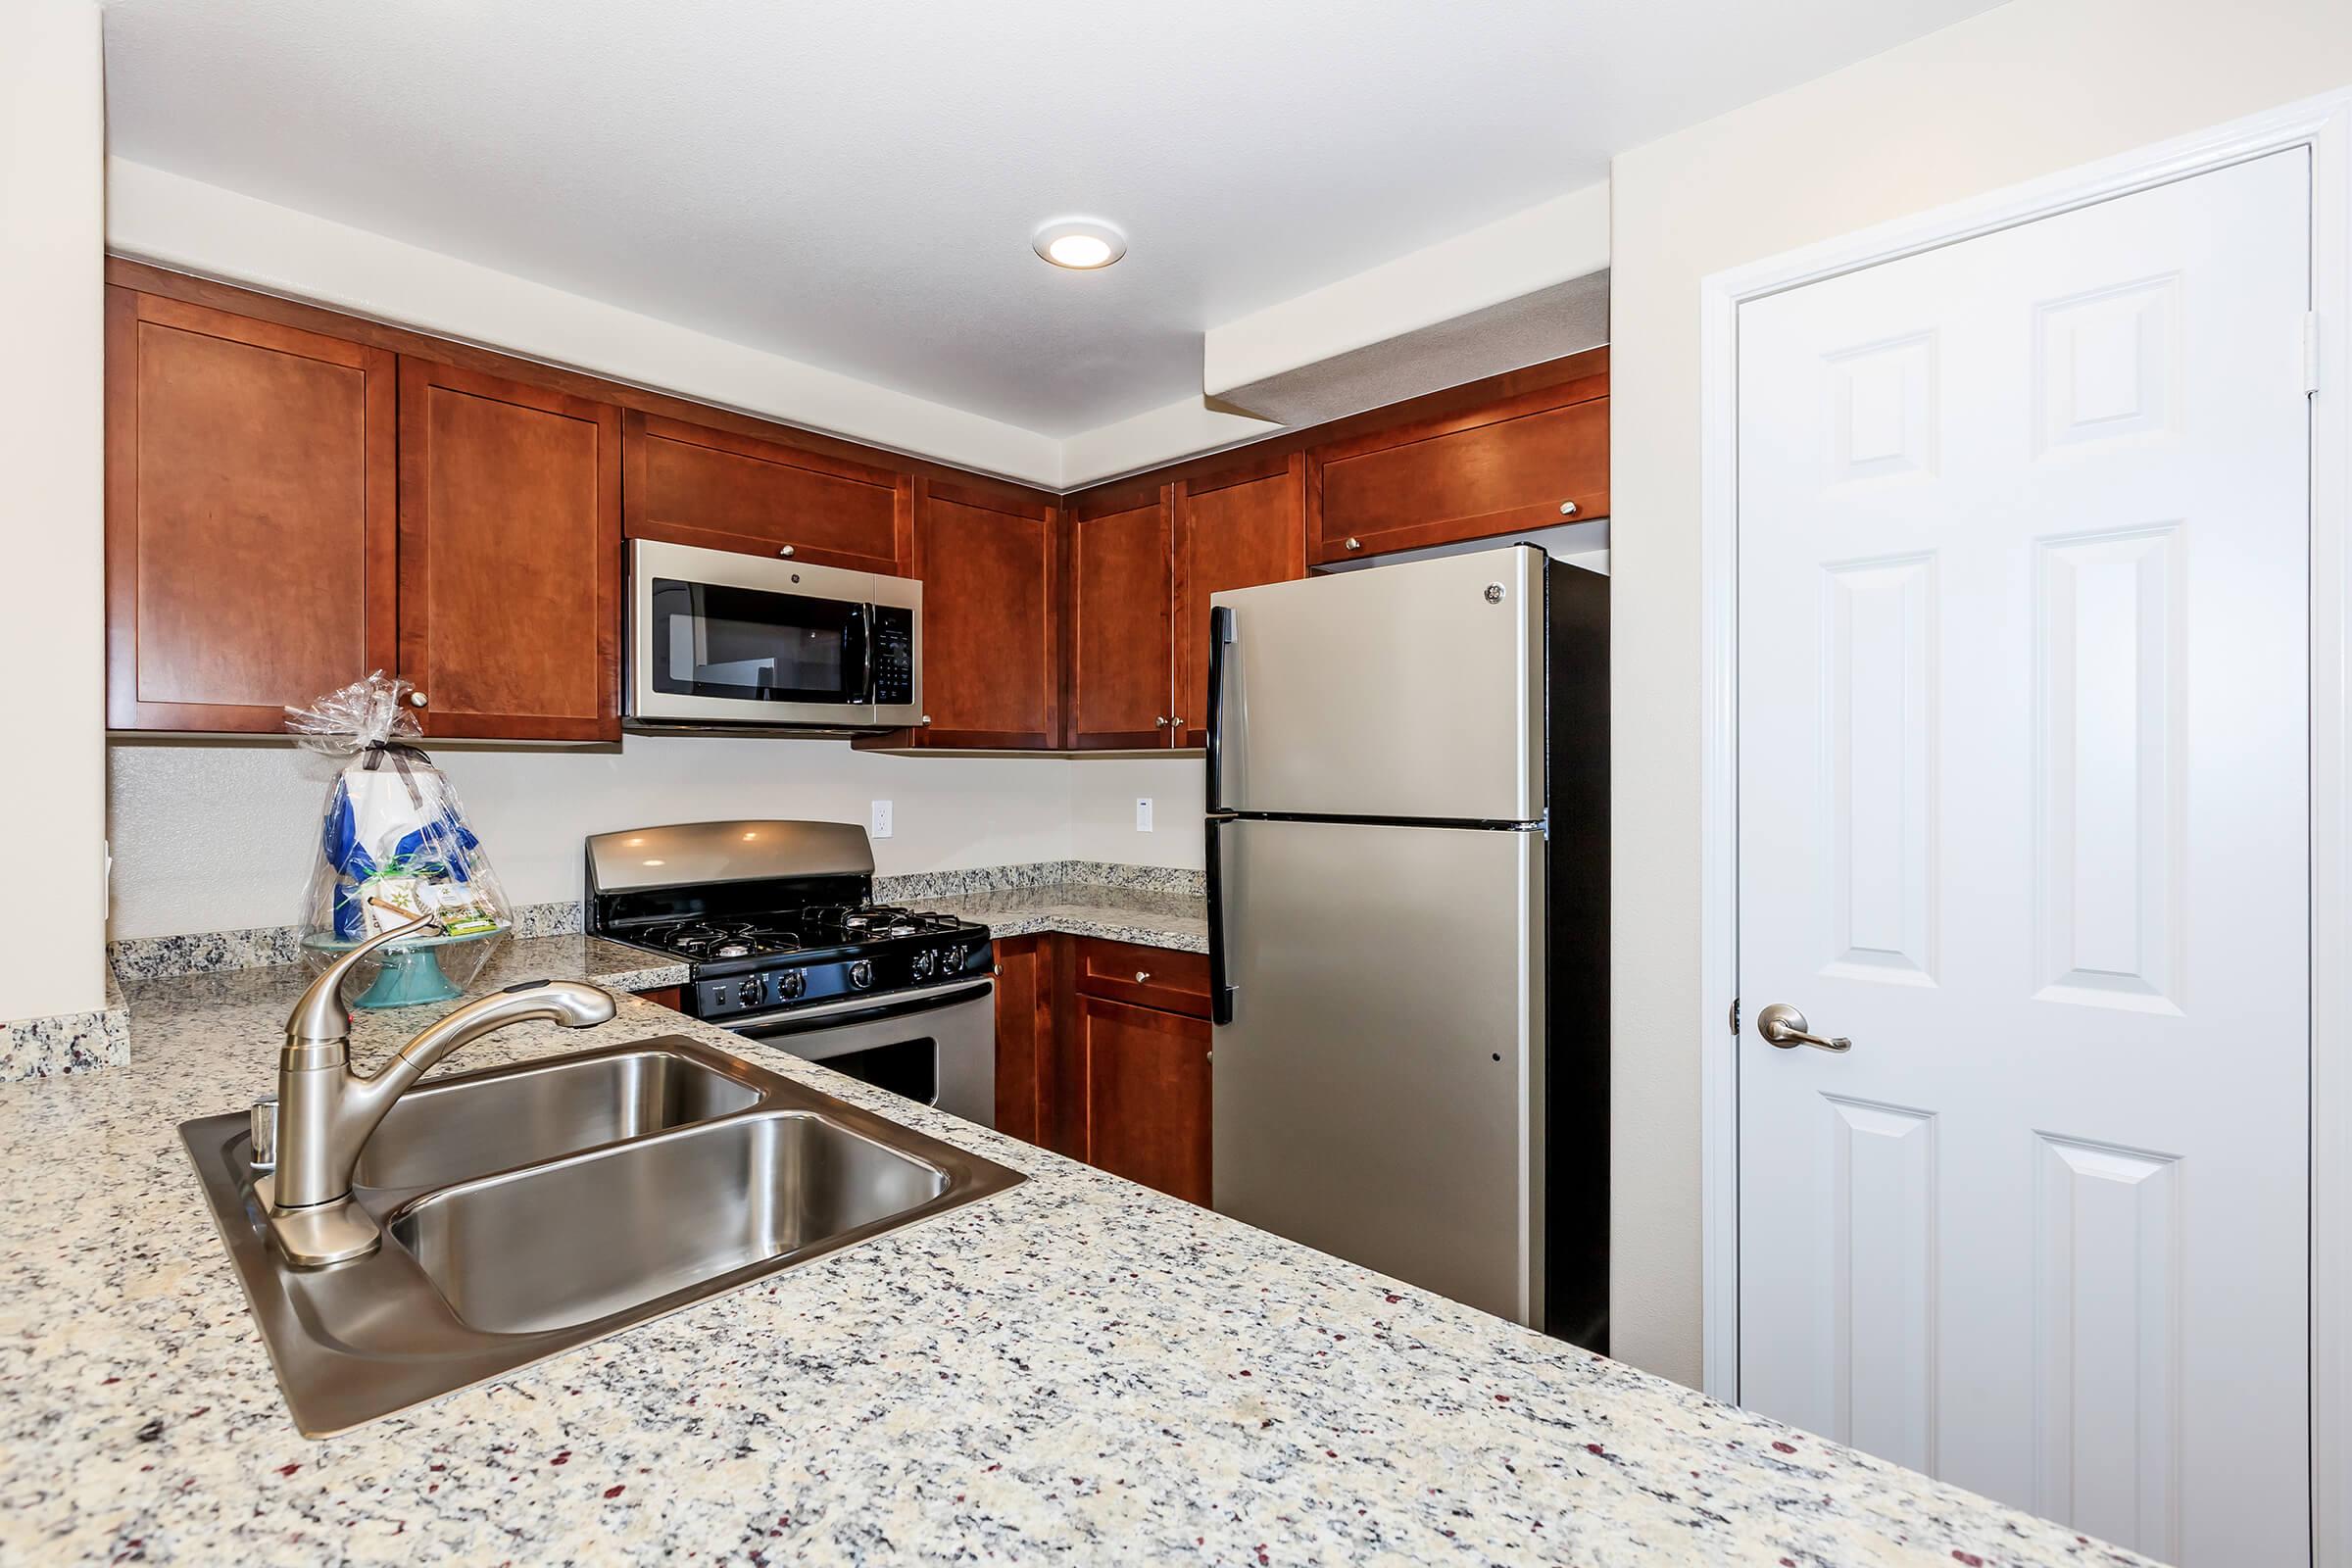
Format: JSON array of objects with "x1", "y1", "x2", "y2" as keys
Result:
[
  {"x1": 927, "y1": 882, "x2": 1208, "y2": 954},
  {"x1": 0, "y1": 936, "x2": 2149, "y2": 1566}
]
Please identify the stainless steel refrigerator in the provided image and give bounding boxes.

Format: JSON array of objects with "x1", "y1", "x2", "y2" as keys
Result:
[{"x1": 1205, "y1": 543, "x2": 1607, "y2": 1348}]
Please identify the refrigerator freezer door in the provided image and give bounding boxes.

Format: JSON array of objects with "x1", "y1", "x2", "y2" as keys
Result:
[
  {"x1": 1209, "y1": 816, "x2": 1544, "y2": 1327},
  {"x1": 1209, "y1": 545, "x2": 1544, "y2": 822}
]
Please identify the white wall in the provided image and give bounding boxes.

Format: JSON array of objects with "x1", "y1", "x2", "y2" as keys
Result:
[
  {"x1": 1607, "y1": 0, "x2": 2352, "y2": 1387},
  {"x1": 106, "y1": 740, "x2": 1078, "y2": 939},
  {"x1": 0, "y1": 0, "x2": 105, "y2": 1021},
  {"x1": 1066, "y1": 758, "x2": 1207, "y2": 869}
]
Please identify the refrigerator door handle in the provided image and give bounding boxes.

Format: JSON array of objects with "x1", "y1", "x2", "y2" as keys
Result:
[
  {"x1": 1205, "y1": 606, "x2": 1235, "y2": 813},
  {"x1": 1205, "y1": 814, "x2": 1235, "y2": 1025}
]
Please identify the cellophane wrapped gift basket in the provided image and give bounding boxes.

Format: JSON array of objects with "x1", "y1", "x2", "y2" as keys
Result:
[{"x1": 287, "y1": 672, "x2": 512, "y2": 1007}]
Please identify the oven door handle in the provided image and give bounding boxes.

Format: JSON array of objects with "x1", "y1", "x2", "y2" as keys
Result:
[{"x1": 726, "y1": 977, "x2": 993, "y2": 1036}]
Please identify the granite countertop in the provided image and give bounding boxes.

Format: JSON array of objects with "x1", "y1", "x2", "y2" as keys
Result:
[
  {"x1": 928, "y1": 883, "x2": 1208, "y2": 954},
  {"x1": 0, "y1": 936, "x2": 2148, "y2": 1566}
]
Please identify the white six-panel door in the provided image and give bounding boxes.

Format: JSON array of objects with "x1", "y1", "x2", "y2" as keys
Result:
[{"x1": 1736, "y1": 150, "x2": 2312, "y2": 1565}]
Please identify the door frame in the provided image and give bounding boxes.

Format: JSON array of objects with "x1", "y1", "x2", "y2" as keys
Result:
[{"x1": 1694, "y1": 87, "x2": 2352, "y2": 1562}]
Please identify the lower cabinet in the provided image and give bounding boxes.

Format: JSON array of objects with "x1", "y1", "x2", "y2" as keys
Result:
[
  {"x1": 1068, "y1": 993, "x2": 1212, "y2": 1205},
  {"x1": 989, "y1": 933, "x2": 1056, "y2": 1143},
  {"x1": 993, "y1": 933, "x2": 1214, "y2": 1206}
]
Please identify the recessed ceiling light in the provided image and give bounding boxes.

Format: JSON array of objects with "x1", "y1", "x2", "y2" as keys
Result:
[{"x1": 1033, "y1": 218, "x2": 1126, "y2": 270}]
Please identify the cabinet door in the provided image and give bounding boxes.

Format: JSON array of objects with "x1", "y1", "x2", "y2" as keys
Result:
[
  {"x1": 398, "y1": 359, "x2": 622, "y2": 741},
  {"x1": 105, "y1": 289, "x2": 396, "y2": 731},
  {"x1": 991, "y1": 934, "x2": 1054, "y2": 1144},
  {"x1": 897, "y1": 478, "x2": 1061, "y2": 749},
  {"x1": 1309, "y1": 377, "x2": 1608, "y2": 564},
  {"x1": 1069, "y1": 488, "x2": 1175, "y2": 749},
  {"x1": 1075, "y1": 994, "x2": 1211, "y2": 1205},
  {"x1": 622, "y1": 411, "x2": 911, "y2": 574},
  {"x1": 1172, "y1": 455, "x2": 1306, "y2": 749}
]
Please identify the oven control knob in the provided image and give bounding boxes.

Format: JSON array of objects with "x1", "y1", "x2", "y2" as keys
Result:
[
  {"x1": 941, "y1": 944, "x2": 965, "y2": 973},
  {"x1": 909, "y1": 949, "x2": 935, "y2": 980},
  {"x1": 776, "y1": 969, "x2": 806, "y2": 1001},
  {"x1": 737, "y1": 977, "x2": 762, "y2": 1005},
  {"x1": 848, "y1": 958, "x2": 874, "y2": 990}
]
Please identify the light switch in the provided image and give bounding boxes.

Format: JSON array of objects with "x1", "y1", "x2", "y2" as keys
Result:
[
  {"x1": 871, "y1": 800, "x2": 894, "y2": 839},
  {"x1": 1135, "y1": 797, "x2": 1153, "y2": 832}
]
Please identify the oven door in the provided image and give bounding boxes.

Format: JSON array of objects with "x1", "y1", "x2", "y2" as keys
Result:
[
  {"x1": 726, "y1": 978, "x2": 995, "y2": 1128},
  {"x1": 628, "y1": 539, "x2": 920, "y2": 727}
]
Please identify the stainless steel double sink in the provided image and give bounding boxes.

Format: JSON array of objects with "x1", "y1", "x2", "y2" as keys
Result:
[{"x1": 181, "y1": 1035, "x2": 1025, "y2": 1435}]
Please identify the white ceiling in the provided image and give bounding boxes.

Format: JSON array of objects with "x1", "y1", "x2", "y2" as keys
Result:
[{"x1": 102, "y1": 0, "x2": 1995, "y2": 442}]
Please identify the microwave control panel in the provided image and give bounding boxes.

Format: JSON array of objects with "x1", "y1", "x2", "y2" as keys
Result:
[{"x1": 872, "y1": 606, "x2": 914, "y2": 705}]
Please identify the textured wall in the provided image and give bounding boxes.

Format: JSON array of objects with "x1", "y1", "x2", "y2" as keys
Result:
[{"x1": 106, "y1": 738, "x2": 1078, "y2": 940}]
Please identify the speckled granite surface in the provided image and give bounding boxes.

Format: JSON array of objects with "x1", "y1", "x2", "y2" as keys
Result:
[
  {"x1": 108, "y1": 900, "x2": 588, "y2": 982},
  {"x1": 878, "y1": 861, "x2": 1205, "y2": 903},
  {"x1": 0, "y1": 939, "x2": 2148, "y2": 1565},
  {"x1": 925, "y1": 883, "x2": 1208, "y2": 954},
  {"x1": 0, "y1": 965, "x2": 130, "y2": 1083}
]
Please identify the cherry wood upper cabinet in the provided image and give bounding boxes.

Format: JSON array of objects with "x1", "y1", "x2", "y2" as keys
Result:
[
  {"x1": 1070, "y1": 992, "x2": 1212, "y2": 1205},
  {"x1": 104, "y1": 289, "x2": 397, "y2": 732},
  {"x1": 397, "y1": 358, "x2": 622, "y2": 741},
  {"x1": 1172, "y1": 454, "x2": 1307, "y2": 750},
  {"x1": 1068, "y1": 488, "x2": 1175, "y2": 750},
  {"x1": 621, "y1": 411, "x2": 911, "y2": 574},
  {"x1": 874, "y1": 476, "x2": 1062, "y2": 749},
  {"x1": 1308, "y1": 372, "x2": 1609, "y2": 564}
]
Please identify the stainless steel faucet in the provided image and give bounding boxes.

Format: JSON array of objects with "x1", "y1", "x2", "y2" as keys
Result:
[{"x1": 260, "y1": 909, "x2": 615, "y2": 1267}]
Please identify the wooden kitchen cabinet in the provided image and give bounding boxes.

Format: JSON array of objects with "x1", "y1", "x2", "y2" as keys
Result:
[
  {"x1": 621, "y1": 410, "x2": 911, "y2": 574},
  {"x1": 1070, "y1": 992, "x2": 1212, "y2": 1205},
  {"x1": 858, "y1": 477, "x2": 1063, "y2": 750},
  {"x1": 1068, "y1": 487, "x2": 1175, "y2": 749},
  {"x1": 397, "y1": 358, "x2": 623, "y2": 741},
  {"x1": 992, "y1": 933, "x2": 1213, "y2": 1206},
  {"x1": 990, "y1": 933, "x2": 1055, "y2": 1144},
  {"x1": 1071, "y1": 936, "x2": 1211, "y2": 1019},
  {"x1": 104, "y1": 289, "x2": 398, "y2": 731},
  {"x1": 1308, "y1": 373, "x2": 1609, "y2": 564},
  {"x1": 1172, "y1": 454, "x2": 1307, "y2": 749}
]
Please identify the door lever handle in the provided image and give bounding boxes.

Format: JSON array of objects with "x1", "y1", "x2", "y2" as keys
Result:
[{"x1": 1756, "y1": 1003, "x2": 1851, "y2": 1053}]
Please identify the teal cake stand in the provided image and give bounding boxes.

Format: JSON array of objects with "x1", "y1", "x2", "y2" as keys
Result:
[{"x1": 302, "y1": 923, "x2": 507, "y2": 1009}]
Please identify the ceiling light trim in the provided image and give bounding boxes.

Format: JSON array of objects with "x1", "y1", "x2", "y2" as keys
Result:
[{"x1": 1031, "y1": 218, "x2": 1127, "y2": 270}]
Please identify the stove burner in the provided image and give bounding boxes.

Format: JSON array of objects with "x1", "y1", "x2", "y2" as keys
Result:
[
  {"x1": 641, "y1": 918, "x2": 801, "y2": 958},
  {"x1": 629, "y1": 905, "x2": 965, "y2": 961}
]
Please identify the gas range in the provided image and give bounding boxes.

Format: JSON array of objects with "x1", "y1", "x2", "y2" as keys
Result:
[{"x1": 585, "y1": 820, "x2": 992, "y2": 1025}]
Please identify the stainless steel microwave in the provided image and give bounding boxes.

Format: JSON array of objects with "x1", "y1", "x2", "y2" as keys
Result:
[{"x1": 627, "y1": 539, "x2": 921, "y2": 729}]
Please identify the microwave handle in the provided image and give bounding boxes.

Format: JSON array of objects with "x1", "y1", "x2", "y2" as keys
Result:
[{"x1": 856, "y1": 604, "x2": 874, "y2": 704}]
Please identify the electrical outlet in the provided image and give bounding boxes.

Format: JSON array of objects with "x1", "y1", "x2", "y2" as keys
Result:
[
  {"x1": 870, "y1": 800, "x2": 894, "y2": 839},
  {"x1": 1135, "y1": 797, "x2": 1153, "y2": 832}
]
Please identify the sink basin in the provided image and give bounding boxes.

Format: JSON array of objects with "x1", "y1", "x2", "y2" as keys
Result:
[
  {"x1": 179, "y1": 1034, "x2": 1023, "y2": 1435},
  {"x1": 392, "y1": 1111, "x2": 949, "y2": 1333},
  {"x1": 354, "y1": 1046, "x2": 764, "y2": 1192}
]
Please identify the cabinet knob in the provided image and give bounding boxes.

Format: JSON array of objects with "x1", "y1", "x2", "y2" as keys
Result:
[
  {"x1": 407, "y1": 691, "x2": 428, "y2": 709},
  {"x1": 1134, "y1": 970, "x2": 1151, "y2": 983},
  {"x1": 778, "y1": 545, "x2": 797, "y2": 559},
  {"x1": 1345, "y1": 537, "x2": 1362, "y2": 551},
  {"x1": 1154, "y1": 715, "x2": 1170, "y2": 727},
  {"x1": 1169, "y1": 716, "x2": 1184, "y2": 729},
  {"x1": 920, "y1": 713, "x2": 933, "y2": 725},
  {"x1": 1559, "y1": 501, "x2": 1578, "y2": 517}
]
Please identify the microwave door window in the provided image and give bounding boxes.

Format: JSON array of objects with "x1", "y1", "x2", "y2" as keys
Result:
[{"x1": 649, "y1": 578, "x2": 862, "y2": 703}]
